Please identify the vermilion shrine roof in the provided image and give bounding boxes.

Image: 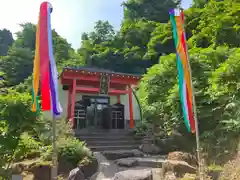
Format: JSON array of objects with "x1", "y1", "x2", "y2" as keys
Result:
[{"x1": 62, "y1": 66, "x2": 142, "y2": 79}]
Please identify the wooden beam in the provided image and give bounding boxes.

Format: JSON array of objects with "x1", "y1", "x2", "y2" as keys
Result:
[
  {"x1": 110, "y1": 77, "x2": 139, "y2": 85},
  {"x1": 76, "y1": 87, "x2": 100, "y2": 93},
  {"x1": 109, "y1": 89, "x2": 128, "y2": 95},
  {"x1": 75, "y1": 86, "x2": 128, "y2": 95},
  {"x1": 63, "y1": 75, "x2": 99, "y2": 82}
]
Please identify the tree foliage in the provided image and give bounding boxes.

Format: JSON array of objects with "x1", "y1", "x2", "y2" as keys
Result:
[
  {"x1": 0, "y1": 91, "x2": 39, "y2": 169},
  {"x1": 123, "y1": 0, "x2": 181, "y2": 23},
  {"x1": 138, "y1": 0, "x2": 240, "y2": 160},
  {"x1": 0, "y1": 29, "x2": 14, "y2": 56}
]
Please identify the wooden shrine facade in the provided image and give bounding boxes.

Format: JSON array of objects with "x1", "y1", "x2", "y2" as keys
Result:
[{"x1": 60, "y1": 67, "x2": 141, "y2": 129}]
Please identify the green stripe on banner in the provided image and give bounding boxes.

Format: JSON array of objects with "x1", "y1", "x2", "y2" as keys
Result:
[
  {"x1": 177, "y1": 56, "x2": 191, "y2": 132},
  {"x1": 170, "y1": 13, "x2": 191, "y2": 132},
  {"x1": 32, "y1": 88, "x2": 40, "y2": 114}
]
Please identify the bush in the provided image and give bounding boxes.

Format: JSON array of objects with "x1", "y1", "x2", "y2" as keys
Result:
[
  {"x1": 35, "y1": 118, "x2": 73, "y2": 146},
  {"x1": 133, "y1": 121, "x2": 149, "y2": 137},
  {"x1": 219, "y1": 158, "x2": 240, "y2": 180},
  {"x1": 39, "y1": 118, "x2": 92, "y2": 169},
  {"x1": 57, "y1": 137, "x2": 92, "y2": 167},
  {"x1": 14, "y1": 133, "x2": 41, "y2": 161},
  {"x1": 42, "y1": 137, "x2": 92, "y2": 167},
  {"x1": 0, "y1": 91, "x2": 39, "y2": 169}
]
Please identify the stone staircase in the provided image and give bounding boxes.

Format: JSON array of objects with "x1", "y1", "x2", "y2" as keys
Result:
[{"x1": 75, "y1": 129, "x2": 142, "y2": 152}]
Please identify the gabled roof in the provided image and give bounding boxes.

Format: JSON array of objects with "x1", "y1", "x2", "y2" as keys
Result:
[{"x1": 63, "y1": 66, "x2": 142, "y2": 78}]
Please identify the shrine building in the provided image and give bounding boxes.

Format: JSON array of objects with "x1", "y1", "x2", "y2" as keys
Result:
[{"x1": 44, "y1": 66, "x2": 142, "y2": 130}]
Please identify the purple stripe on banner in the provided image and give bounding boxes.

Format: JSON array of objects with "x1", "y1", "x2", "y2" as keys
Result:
[
  {"x1": 47, "y1": 3, "x2": 62, "y2": 116},
  {"x1": 169, "y1": 9, "x2": 174, "y2": 15},
  {"x1": 49, "y1": 63, "x2": 59, "y2": 115},
  {"x1": 48, "y1": 7, "x2": 58, "y2": 116}
]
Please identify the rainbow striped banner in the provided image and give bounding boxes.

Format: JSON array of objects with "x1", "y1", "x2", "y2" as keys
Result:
[
  {"x1": 32, "y1": 1, "x2": 62, "y2": 116},
  {"x1": 169, "y1": 9, "x2": 195, "y2": 133}
]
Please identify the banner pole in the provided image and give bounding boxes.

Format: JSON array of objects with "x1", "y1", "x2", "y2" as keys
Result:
[
  {"x1": 181, "y1": 11, "x2": 204, "y2": 180},
  {"x1": 51, "y1": 115, "x2": 58, "y2": 180}
]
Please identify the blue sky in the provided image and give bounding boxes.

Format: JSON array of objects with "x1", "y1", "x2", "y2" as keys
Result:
[{"x1": 0, "y1": 0, "x2": 192, "y2": 49}]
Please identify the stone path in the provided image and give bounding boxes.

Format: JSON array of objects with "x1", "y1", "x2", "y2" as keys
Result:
[
  {"x1": 90, "y1": 152, "x2": 164, "y2": 180},
  {"x1": 90, "y1": 152, "x2": 118, "y2": 180}
]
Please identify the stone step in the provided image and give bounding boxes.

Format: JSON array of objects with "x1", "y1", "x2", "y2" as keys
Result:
[
  {"x1": 84, "y1": 140, "x2": 141, "y2": 146},
  {"x1": 89, "y1": 145, "x2": 140, "y2": 151},
  {"x1": 74, "y1": 129, "x2": 134, "y2": 136},
  {"x1": 75, "y1": 134, "x2": 137, "y2": 140},
  {"x1": 77, "y1": 136, "x2": 140, "y2": 142},
  {"x1": 115, "y1": 156, "x2": 166, "y2": 168},
  {"x1": 75, "y1": 132, "x2": 134, "y2": 137}
]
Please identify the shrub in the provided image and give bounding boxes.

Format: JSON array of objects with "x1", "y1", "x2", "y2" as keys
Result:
[
  {"x1": 219, "y1": 158, "x2": 240, "y2": 180},
  {"x1": 57, "y1": 137, "x2": 92, "y2": 167},
  {"x1": 0, "y1": 91, "x2": 39, "y2": 169},
  {"x1": 133, "y1": 121, "x2": 149, "y2": 137},
  {"x1": 36, "y1": 118, "x2": 73, "y2": 146},
  {"x1": 14, "y1": 133, "x2": 41, "y2": 161},
  {"x1": 42, "y1": 137, "x2": 92, "y2": 167}
]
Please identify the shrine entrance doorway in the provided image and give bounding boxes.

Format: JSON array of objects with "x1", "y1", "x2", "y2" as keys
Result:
[{"x1": 83, "y1": 95, "x2": 109, "y2": 129}]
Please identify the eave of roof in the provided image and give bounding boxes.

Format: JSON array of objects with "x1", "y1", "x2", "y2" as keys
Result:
[{"x1": 62, "y1": 66, "x2": 142, "y2": 78}]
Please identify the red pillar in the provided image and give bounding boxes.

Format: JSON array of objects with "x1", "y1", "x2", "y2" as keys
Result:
[
  {"x1": 67, "y1": 86, "x2": 71, "y2": 119},
  {"x1": 128, "y1": 85, "x2": 134, "y2": 128},
  {"x1": 117, "y1": 95, "x2": 121, "y2": 104},
  {"x1": 70, "y1": 79, "x2": 76, "y2": 124}
]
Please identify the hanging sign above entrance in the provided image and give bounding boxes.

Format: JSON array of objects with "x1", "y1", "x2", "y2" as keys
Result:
[{"x1": 99, "y1": 73, "x2": 110, "y2": 95}]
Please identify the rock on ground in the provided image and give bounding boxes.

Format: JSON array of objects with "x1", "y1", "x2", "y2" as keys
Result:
[
  {"x1": 164, "y1": 171, "x2": 177, "y2": 180},
  {"x1": 162, "y1": 160, "x2": 196, "y2": 177},
  {"x1": 102, "y1": 149, "x2": 144, "y2": 160},
  {"x1": 139, "y1": 144, "x2": 161, "y2": 155},
  {"x1": 68, "y1": 167, "x2": 85, "y2": 180},
  {"x1": 112, "y1": 169, "x2": 152, "y2": 180},
  {"x1": 115, "y1": 158, "x2": 139, "y2": 167},
  {"x1": 167, "y1": 151, "x2": 197, "y2": 167},
  {"x1": 182, "y1": 173, "x2": 197, "y2": 180}
]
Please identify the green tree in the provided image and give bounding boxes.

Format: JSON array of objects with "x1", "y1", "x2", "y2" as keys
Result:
[
  {"x1": 0, "y1": 47, "x2": 33, "y2": 86},
  {"x1": 123, "y1": 0, "x2": 181, "y2": 23},
  {"x1": 0, "y1": 29, "x2": 14, "y2": 56},
  {"x1": 14, "y1": 23, "x2": 36, "y2": 51},
  {"x1": 0, "y1": 91, "x2": 39, "y2": 172},
  {"x1": 89, "y1": 20, "x2": 115, "y2": 44}
]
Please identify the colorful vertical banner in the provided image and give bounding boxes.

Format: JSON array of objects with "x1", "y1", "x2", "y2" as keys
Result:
[
  {"x1": 169, "y1": 9, "x2": 196, "y2": 133},
  {"x1": 32, "y1": 1, "x2": 62, "y2": 116}
]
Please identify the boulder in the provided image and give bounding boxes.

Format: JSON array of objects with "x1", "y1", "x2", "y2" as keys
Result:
[
  {"x1": 113, "y1": 169, "x2": 152, "y2": 180},
  {"x1": 58, "y1": 157, "x2": 75, "y2": 175},
  {"x1": 68, "y1": 167, "x2": 85, "y2": 180},
  {"x1": 168, "y1": 151, "x2": 197, "y2": 167},
  {"x1": 115, "y1": 158, "x2": 139, "y2": 167},
  {"x1": 182, "y1": 173, "x2": 197, "y2": 180},
  {"x1": 139, "y1": 144, "x2": 161, "y2": 155},
  {"x1": 156, "y1": 138, "x2": 177, "y2": 153},
  {"x1": 21, "y1": 171, "x2": 34, "y2": 179},
  {"x1": 103, "y1": 149, "x2": 144, "y2": 160},
  {"x1": 132, "y1": 149, "x2": 145, "y2": 157},
  {"x1": 208, "y1": 169, "x2": 222, "y2": 180},
  {"x1": 27, "y1": 162, "x2": 52, "y2": 180},
  {"x1": 80, "y1": 157, "x2": 98, "y2": 179},
  {"x1": 164, "y1": 171, "x2": 177, "y2": 180},
  {"x1": 162, "y1": 160, "x2": 196, "y2": 177},
  {"x1": 12, "y1": 163, "x2": 26, "y2": 174}
]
